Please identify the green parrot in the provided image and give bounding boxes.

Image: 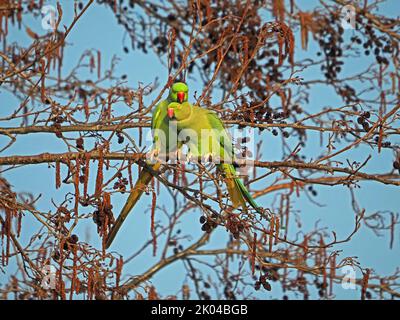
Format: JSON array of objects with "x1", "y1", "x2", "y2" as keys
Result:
[
  {"x1": 166, "y1": 101, "x2": 263, "y2": 215},
  {"x1": 105, "y1": 82, "x2": 189, "y2": 248}
]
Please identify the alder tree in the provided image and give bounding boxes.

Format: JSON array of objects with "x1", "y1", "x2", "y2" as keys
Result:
[{"x1": 0, "y1": 0, "x2": 399, "y2": 300}]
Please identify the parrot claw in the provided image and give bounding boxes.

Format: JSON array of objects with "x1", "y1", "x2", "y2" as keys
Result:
[
  {"x1": 175, "y1": 149, "x2": 183, "y2": 162},
  {"x1": 203, "y1": 153, "x2": 214, "y2": 163},
  {"x1": 147, "y1": 149, "x2": 159, "y2": 163},
  {"x1": 186, "y1": 152, "x2": 193, "y2": 163}
]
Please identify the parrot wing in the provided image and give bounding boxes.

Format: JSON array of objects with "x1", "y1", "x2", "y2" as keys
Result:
[
  {"x1": 106, "y1": 100, "x2": 169, "y2": 248},
  {"x1": 151, "y1": 100, "x2": 166, "y2": 130},
  {"x1": 204, "y1": 109, "x2": 235, "y2": 163},
  {"x1": 204, "y1": 109, "x2": 263, "y2": 215}
]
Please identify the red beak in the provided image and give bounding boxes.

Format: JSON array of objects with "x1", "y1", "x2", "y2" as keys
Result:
[
  {"x1": 167, "y1": 107, "x2": 174, "y2": 119},
  {"x1": 177, "y1": 92, "x2": 185, "y2": 103}
]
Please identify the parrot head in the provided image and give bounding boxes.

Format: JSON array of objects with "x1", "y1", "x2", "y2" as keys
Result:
[
  {"x1": 167, "y1": 102, "x2": 192, "y2": 120},
  {"x1": 168, "y1": 82, "x2": 188, "y2": 103}
]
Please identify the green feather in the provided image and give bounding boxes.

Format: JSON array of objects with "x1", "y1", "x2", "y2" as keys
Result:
[
  {"x1": 105, "y1": 83, "x2": 189, "y2": 248},
  {"x1": 169, "y1": 101, "x2": 263, "y2": 215}
]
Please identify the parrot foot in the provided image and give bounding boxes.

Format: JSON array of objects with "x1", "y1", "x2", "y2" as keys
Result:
[
  {"x1": 185, "y1": 152, "x2": 194, "y2": 163},
  {"x1": 147, "y1": 149, "x2": 159, "y2": 163},
  {"x1": 203, "y1": 153, "x2": 214, "y2": 163},
  {"x1": 175, "y1": 149, "x2": 184, "y2": 162}
]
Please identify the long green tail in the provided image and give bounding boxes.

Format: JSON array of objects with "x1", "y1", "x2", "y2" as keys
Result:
[
  {"x1": 220, "y1": 164, "x2": 263, "y2": 215},
  {"x1": 105, "y1": 161, "x2": 161, "y2": 248}
]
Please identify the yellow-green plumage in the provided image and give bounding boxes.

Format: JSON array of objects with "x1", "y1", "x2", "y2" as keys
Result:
[
  {"x1": 105, "y1": 83, "x2": 189, "y2": 249},
  {"x1": 167, "y1": 101, "x2": 262, "y2": 214}
]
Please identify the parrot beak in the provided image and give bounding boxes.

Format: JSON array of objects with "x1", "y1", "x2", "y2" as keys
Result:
[
  {"x1": 167, "y1": 107, "x2": 174, "y2": 119},
  {"x1": 177, "y1": 91, "x2": 185, "y2": 103}
]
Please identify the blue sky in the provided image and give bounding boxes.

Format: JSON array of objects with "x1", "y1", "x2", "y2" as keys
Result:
[{"x1": 0, "y1": 1, "x2": 399, "y2": 300}]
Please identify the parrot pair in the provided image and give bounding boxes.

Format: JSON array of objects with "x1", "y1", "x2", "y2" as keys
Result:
[{"x1": 105, "y1": 82, "x2": 262, "y2": 248}]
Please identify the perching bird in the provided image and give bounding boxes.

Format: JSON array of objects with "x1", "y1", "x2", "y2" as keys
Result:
[
  {"x1": 105, "y1": 82, "x2": 189, "y2": 248},
  {"x1": 166, "y1": 101, "x2": 263, "y2": 215}
]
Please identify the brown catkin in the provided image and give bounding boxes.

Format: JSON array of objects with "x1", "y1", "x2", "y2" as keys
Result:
[
  {"x1": 274, "y1": 216, "x2": 280, "y2": 245},
  {"x1": 151, "y1": 178, "x2": 157, "y2": 256},
  {"x1": 329, "y1": 254, "x2": 336, "y2": 296},
  {"x1": 251, "y1": 232, "x2": 257, "y2": 275},
  {"x1": 181, "y1": 163, "x2": 188, "y2": 186},
  {"x1": 84, "y1": 99, "x2": 89, "y2": 120},
  {"x1": 361, "y1": 269, "x2": 371, "y2": 300},
  {"x1": 97, "y1": 50, "x2": 101, "y2": 79},
  {"x1": 390, "y1": 213, "x2": 395, "y2": 249},
  {"x1": 74, "y1": 160, "x2": 80, "y2": 216},
  {"x1": 173, "y1": 167, "x2": 179, "y2": 186},
  {"x1": 95, "y1": 147, "x2": 104, "y2": 198},
  {"x1": 40, "y1": 58, "x2": 46, "y2": 103},
  {"x1": 128, "y1": 160, "x2": 133, "y2": 189},
  {"x1": 378, "y1": 124, "x2": 384, "y2": 153},
  {"x1": 115, "y1": 256, "x2": 123, "y2": 288},
  {"x1": 55, "y1": 160, "x2": 61, "y2": 189},
  {"x1": 87, "y1": 268, "x2": 94, "y2": 300},
  {"x1": 70, "y1": 245, "x2": 78, "y2": 300},
  {"x1": 269, "y1": 216, "x2": 275, "y2": 252},
  {"x1": 17, "y1": 211, "x2": 22, "y2": 238},
  {"x1": 3, "y1": 208, "x2": 11, "y2": 266},
  {"x1": 83, "y1": 152, "x2": 90, "y2": 198},
  {"x1": 272, "y1": 0, "x2": 285, "y2": 22}
]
